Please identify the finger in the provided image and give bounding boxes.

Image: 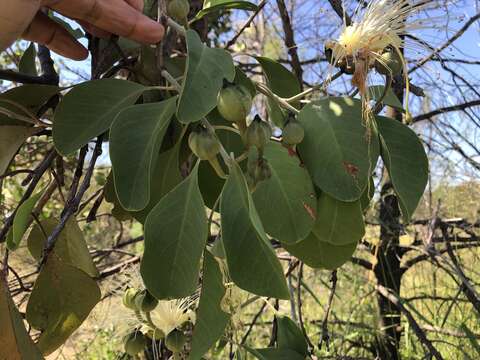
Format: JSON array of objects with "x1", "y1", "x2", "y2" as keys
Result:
[
  {"x1": 0, "y1": 0, "x2": 40, "y2": 52},
  {"x1": 77, "y1": 20, "x2": 111, "y2": 39},
  {"x1": 125, "y1": 0, "x2": 143, "y2": 11},
  {"x1": 22, "y1": 12, "x2": 88, "y2": 61},
  {"x1": 49, "y1": 0, "x2": 164, "y2": 44}
]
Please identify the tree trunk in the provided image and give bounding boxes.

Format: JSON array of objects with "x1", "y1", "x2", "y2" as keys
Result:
[{"x1": 373, "y1": 73, "x2": 405, "y2": 360}]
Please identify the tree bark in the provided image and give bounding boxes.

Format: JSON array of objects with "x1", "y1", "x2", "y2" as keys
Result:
[{"x1": 373, "y1": 73, "x2": 405, "y2": 360}]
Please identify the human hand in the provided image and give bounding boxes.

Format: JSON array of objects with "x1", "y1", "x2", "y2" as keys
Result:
[{"x1": 0, "y1": 0, "x2": 165, "y2": 61}]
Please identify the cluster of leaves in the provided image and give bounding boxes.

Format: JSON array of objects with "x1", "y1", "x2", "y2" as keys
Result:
[{"x1": 0, "y1": 1, "x2": 429, "y2": 359}]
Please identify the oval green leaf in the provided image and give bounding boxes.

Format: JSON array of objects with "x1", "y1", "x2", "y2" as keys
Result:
[
  {"x1": 256, "y1": 57, "x2": 301, "y2": 127},
  {"x1": 27, "y1": 218, "x2": 99, "y2": 277},
  {"x1": 141, "y1": 164, "x2": 208, "y2": 299},
  {"x1": 313, "y1": 193, "x2": 365, "y2": 245},
  {"x1": 26, "y1": 255, "x2": 100, "y2": 355},
  {"x1": 297, "y1": 97, "x2": 379, "y2": 201},
  {"x1": 220, "y1": 161, "x2": 289, "y2": 299},
  {"x1": 53, "y1": 79, "x2": 145, "y2": 155},
  {"x1": 110, "y1": 97, "x2": 177, "y2": 211},
  {"x1": 177, "y1": 30, "x2": 235, "y2": 124},
  {"x1": 253, "y1": 142, "x2": 316, "y2": 244},
  {"x1": 376, "y1": 115, "x2": 429, "y2": 222},
  {"x1": 285, "y1": 236, "x2": 358, "y2": 270}
]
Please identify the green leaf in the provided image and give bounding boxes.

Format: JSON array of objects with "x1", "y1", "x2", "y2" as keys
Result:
[
  {"x1": 7, "y1": 191, "x2": 43, "y2": 251},
  {"x1": 220, "y1": 161, "x2": 289, "y2": 299},
  {"x1": 256, "y1": 57, "x2": 301, "y2": 127},
  {"x1": 312, "y1": 193, "x2": 364, "y2": 245},
  {"x1": 368, "y1": 85, "x2": 404, "y2": 111},
  {"x1": 110, "y1": 97, "x2": 177, "y2": 211},
  {"x1": 141, "y1": 164, "x2": 207, "y2": 299},
  {"x1": 234, "y1": 67, "x2": 256, "y2": 97},
  {"x1": 277, "y1": 316, "x2": 308, "y2": 356},
  {"x1": 177, "y1": 30, "x2": 235, "y2": 124},
  {"x1": 376, "y1": 116, "x2": 428, "y2": 222},
  {"x1": 190, "y1": 252, "x2": 230, "y2": 360},
  {"x1": 0, "y1": 85, "x2": 60, "y2": 126},
  {"x1": 27, "y1": 218, "x2": 99, "y2": 278},
  {"x1": 0, "y1": 126, "x2": 37, "y2": 175},
  {"x1": 297, "y1": 97, "x2": 379, "y2": 201},
  {"x1": 132, "y1": 140, "x2": 183, "y2": 223},
  {"x1": 26, "y1": 255, "x2": 100, "y2": 355},
  {"x1": 245, "y1": 347, "x2": 305, "y2": 360},
  {"x1": 195, "y1": 0, "x2": 258, "y2": 20},
  {"x1": 284, "y1": 194, "x2": 362, "y2": 269},
  {"x1": 0, "y1": 279, "x2": 44, "y2": 360},
  {"x1": 253, "y1": 143, "x2": 316, "y2": 244},
  {"x1": 53, "y1": 79, "x2": 145, "y2": 155},
  {"x1": 19, "y1": 43, "x2": 37, "y2": 76},
  {"x1": 285, "y1": 236, "x2": 358, "y2": 270}
]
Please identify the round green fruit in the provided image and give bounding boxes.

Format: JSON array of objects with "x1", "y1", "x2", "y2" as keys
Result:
[
  {"x1": 245, "y1": 115, "x2": 272, "y2": 150},
  {"x1": 165, "y1": 329, "x2": 187, "y2": 353},
  {"x1": 134, "y1": 290, "x2": 158, "y2": 312},
  {"x1": 167, "y1": 0, "x2": 190, "y2": 21},
  {"x1": 188, "y1": 127, "x2": 221, "y2": 160},
  {"x1": 375, "y1": 49, "x2": 403, "y2": 76},
  {"x1": 217, "y1": 84, "x2": 253, "y2": 123},
  {"x1": 282, "y1": 119, "x2": 304, "y2": 146},
  {"x1": 123, "y1": 331, "x2": 147, "y2": 355}
]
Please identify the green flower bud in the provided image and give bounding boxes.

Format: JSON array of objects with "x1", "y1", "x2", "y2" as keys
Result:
[
  {"x1": 134, "y1": 290, "x2": 158, "y2": 313},
  {"x1": 165, "y1": 329, "x2": 187, "y2": 353},
  {"x1": 123, "y1": 331, "x2": 147, "y2": 355},
  {"x1": 217, "y1": 84, "x2": 253, "y2": 123},
  {"x1": 245, "y1": 115, "x2": 272, "y2": 150},
  {"x1": 375, "y1": 49, "x2": 403, "y2": 76},
  {"x1": 188, "y1": 126, "x2": 221, "y2": 160},
  {"x1": 122, "y1": 288, "x2": 140, "y2": 310},
  {"x1": 167, "y1": 0, "x2": 190, "y2": 21}
]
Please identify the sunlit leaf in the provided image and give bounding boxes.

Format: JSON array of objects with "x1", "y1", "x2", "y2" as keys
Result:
[
  {"x1": 26, "y1": 255, "x2": 100, "y2": 355},
  {"x1": 27, "y1": 218, "x2": 99, "y2": 278},
  {"x1": 297, "y1": 97, "x2": 379, "y2": 201},
  {"x1": 376, "y1": 116, "x2": 428, "y2": 222}
]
